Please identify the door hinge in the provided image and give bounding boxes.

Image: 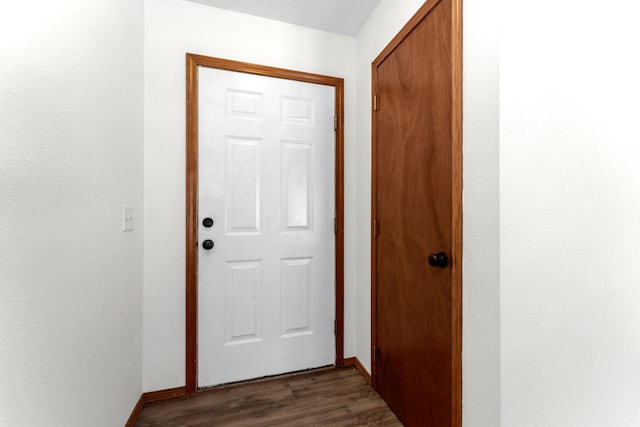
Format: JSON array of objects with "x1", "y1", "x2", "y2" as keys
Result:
[
  {"x1": 334, "y1": 115, "x2": 338, "y2": 131},
  {"x1": 373, "y1": 95, "x2": 379, "y2": 111},
  {"x1": 373, "y1": 219, "x2": 379, "y2": 238},
  {"x1": 373, "y1": 346, "x2": 379, "y2": 364},
  {"x1": 334, "y1": 217, "x2": 338, "y2": 234},
  {"x1": 334, "y1": 319, "x2": 337, "y2": 335}
]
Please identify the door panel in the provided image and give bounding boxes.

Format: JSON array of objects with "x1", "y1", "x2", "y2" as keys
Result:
[
  {"x1": 226, "y1": 137, "x2": 261, "y2": 233},
  {"x1": 372, "y1": 0, "x2": 461, "y2": 425},
  {"x1": 198, "y1": 67, "x2": 335, "y2": 387},
  {"x1": 282, "y1": 141, "x2": 313, "y2": 231},
  {"x1": 281, "y1": 257, "x2": 313, "y2": 336}
]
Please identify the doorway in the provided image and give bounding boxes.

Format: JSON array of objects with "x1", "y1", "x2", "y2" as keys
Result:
[
  {"x1": 371, "y1": 0, "x2": 462, "y2": 425},
  {"x1": 186, "y1": 54, "x2": 345, "y2": 393}
]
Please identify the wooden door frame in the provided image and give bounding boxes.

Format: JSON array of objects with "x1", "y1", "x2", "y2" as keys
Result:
[
  {"x1": 185, "y1": 53, "x2": 345, "y2": 394},
  {"x1": 370, "y1": 0, "x2": 462, "y2": 425}
]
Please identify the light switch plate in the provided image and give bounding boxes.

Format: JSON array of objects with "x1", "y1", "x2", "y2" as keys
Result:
[{"x1": 122, "y1": 205, "x2": 134, "y2": 231}]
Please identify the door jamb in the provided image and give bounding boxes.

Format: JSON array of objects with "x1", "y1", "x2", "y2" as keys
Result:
[
  {"x1": 186, "y1": 54, "x2": 345, "y2": 394},
  {"x1": 370, "y1": 0, "x2": 462, "y2": 425}
]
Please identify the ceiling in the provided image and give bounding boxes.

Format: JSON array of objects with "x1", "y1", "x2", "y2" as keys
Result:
[{"x1": 187, "y1": 0, "x2": 382, "y2": 36}]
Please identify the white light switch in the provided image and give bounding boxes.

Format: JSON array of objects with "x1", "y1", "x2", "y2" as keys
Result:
[{"x1": 122, "y1": 205, "x2": 134, "y2": 231}]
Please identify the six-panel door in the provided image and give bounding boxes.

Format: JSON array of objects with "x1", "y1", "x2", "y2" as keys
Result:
[{"x1": 198, "y1": 67, "x2": 336, "y2": 387}]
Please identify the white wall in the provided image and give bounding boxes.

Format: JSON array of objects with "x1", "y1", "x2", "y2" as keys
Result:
[
  {"x1": 0, "y1": 0, "x2": 144, "y2": 426},
  {"x1": 500, "y1": 2, "x2": 640, "y2": 426},
  {"x1": 462, "y1": 0, "x2": 501, "y2": 425},
  {"x1": 143, "y1": 0, "x2": 357, "y2": 391},
  {"x1": 355, "y1": 0, "x2": 501, "y2": 425}
]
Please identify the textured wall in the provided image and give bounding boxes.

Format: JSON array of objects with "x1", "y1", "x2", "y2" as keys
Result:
[
  {"x1": 143, "y1": 0, "x2": 357, "y2": 391},
  {"x1": 0, "y1": 1, "x2": 144, "y2": 425},
  {"x1": 501, "y1": 2, "x2": 640, "y2": 426},
  {"x1": 462, "y1": 0, "x2": 501, "y2": 425}
]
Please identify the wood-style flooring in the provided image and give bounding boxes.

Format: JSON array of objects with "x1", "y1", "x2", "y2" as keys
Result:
[{"x1": 135, "y1": 367, "x2": 402, "y2": 426}]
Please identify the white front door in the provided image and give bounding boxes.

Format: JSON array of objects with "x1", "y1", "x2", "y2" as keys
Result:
[{"x1": 197, "y1": 67, "x2": 336, "y2": 387}]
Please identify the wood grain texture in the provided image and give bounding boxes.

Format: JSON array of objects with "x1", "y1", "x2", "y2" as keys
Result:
[
  {"x1": 450, "y1": 1, "x2": 463, "y2": 426},
  {"x1": 334, "y1": 77, "x2": 345, "y2": 368},
  {"x1": 185, "y1": 53, "x2": 346, "y2": 391},
  {"x1": 185, "y1": 53, "x2": 199, "y2": 395},
  {"x1": 134, "y1": 368, "x2": 400, "y2": 426},
  {"x1": 371, "y1": 0, "x2": 462, "y2": 425}
]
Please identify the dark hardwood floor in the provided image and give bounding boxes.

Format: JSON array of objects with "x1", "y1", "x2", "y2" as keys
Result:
[{"x1": 135, "y1": 367, "x2": 402, "y2": 426}]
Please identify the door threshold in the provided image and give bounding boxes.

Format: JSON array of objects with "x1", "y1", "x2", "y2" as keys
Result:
[{"x1": 197, "y1": 365, "x2": 335, "y2": 394}]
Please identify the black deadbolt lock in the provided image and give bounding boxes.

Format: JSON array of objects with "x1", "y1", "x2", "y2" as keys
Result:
[
  {"x1": 202, "y1": 217, "x2": 214, "y2": 228},
  {"x1": 202, "y1": 239, "x2": 215, "y2": 250}
]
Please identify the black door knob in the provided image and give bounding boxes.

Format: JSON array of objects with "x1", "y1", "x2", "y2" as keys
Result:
[
  {"x1": 202, "y1": 217, "x2": 214, "y2": 228},
  {"x1": 202, "y1": 239, "x2": 214, "y2": 250},
  {"x1": 428, "y1": 252, "x2": 449, "y2": 268}
]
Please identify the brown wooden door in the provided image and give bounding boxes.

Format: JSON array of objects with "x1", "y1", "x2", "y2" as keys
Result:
[{"x1": 371, "y1": 0, "x2": 462, "y2": 426}]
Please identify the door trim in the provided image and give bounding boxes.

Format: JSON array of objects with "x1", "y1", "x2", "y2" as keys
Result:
[
  {"x1": 370, "y1": 0, "x2": 462, "y2": 425},
  {"x1": 186, "y1": 53, "x2": 345, "y2": 394}
]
